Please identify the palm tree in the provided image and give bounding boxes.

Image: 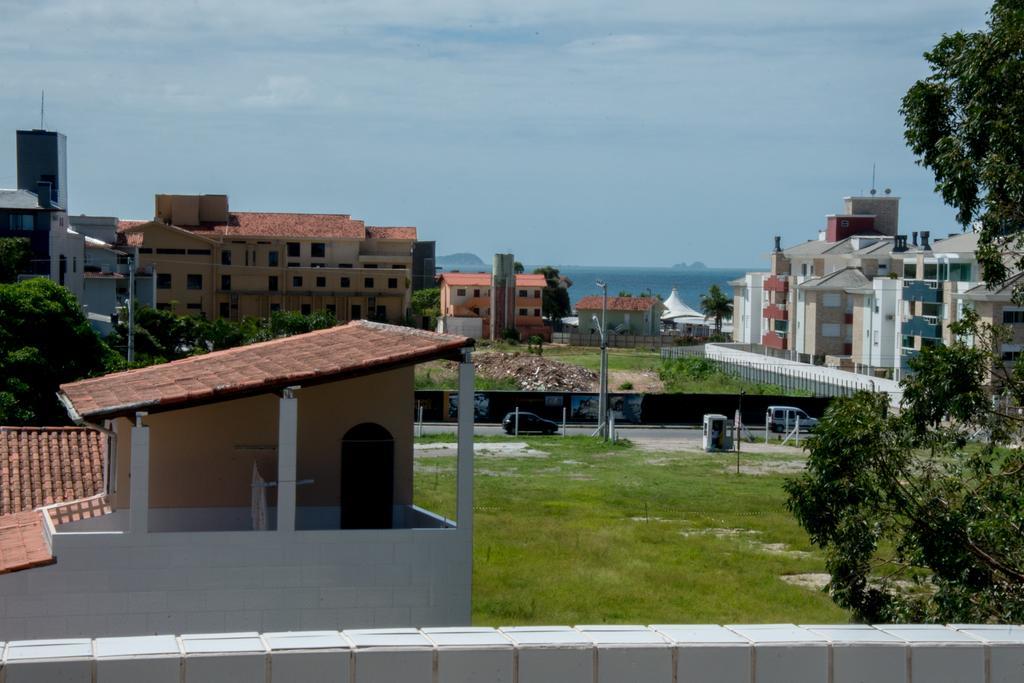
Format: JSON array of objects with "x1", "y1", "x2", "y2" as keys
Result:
[{"x1": 700, "y1": 284, "x2": 733, "y2": 335}]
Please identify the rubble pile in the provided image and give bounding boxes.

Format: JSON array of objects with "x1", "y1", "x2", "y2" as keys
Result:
[{"x1": 474, "y1": 352, "x2": 597, "y2": 392}]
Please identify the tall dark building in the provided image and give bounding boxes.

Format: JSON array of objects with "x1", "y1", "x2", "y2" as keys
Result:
[
  {"x1": 16, "y1": 129, "x2": 67, "y2": 210},
  {"x1": 412, "y1": 240, "x2": 436, "y2": 291}
]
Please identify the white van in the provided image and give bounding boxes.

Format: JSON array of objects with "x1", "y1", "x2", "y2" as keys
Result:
[{"x1": 767, "y1": 406, "x2": 819, "y2": 433}]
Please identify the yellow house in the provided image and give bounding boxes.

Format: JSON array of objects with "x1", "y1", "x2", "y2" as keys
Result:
[
  {"x1": 0, "y1": 321, "x2": 476, "y2": 638},
  {"x1": 119, "y1": 194, "x2": 417, "y2": 322}
]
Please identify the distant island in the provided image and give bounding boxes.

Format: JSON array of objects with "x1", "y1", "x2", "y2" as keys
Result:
[
  {"x1": 437, "y1": 252, "x2": 486, "y2": 269},
  {"x1": 672, "y1": 261, "x2": 708, "y2": 270}
]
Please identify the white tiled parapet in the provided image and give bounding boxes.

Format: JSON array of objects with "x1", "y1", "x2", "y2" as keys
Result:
[
  {"x1": 263, "y1": 630, "x2": 352, "y2": 683},
  {"x1": 726, "y1": 624, "x2": 829, "y2": 683},
  {"x1": 180, "y1": 631, "x2": 269, "y2": 683},
  {"x1": 94, "y1": 634, "x2": 182, "y2": 683},
  {"x1": 652, "y1": 624, "x2": 752, "y2": 683},
  {"x1": 877, "y1": 624, "x2": 986, "y2": 683},
  {"x1": 423, "y1": 627, "x2": 514, "y2": 683},
  {"x1": 345, "y1": 627, "x2": 435, "y2": 683},
  {"x1": 499, "y1": 625, "x2": 594, "y2": 683},
  {"x1": 952, "y1": 625, "x2": 1024, "y2": 683},
  {"x1": 803, "y1": 624, "x2": 907, "y2": 683},
  {"x1": 5, "y1": 638, "x2": 93, "y2": 683},
  {"x1": 577, "y1": 625, "x2": 673, "y2": 683}
]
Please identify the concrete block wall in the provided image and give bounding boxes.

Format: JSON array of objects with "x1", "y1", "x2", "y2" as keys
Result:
[
  {"x1": 0, "y1": 527, "x2": 471, "y2": 640},
  {"x1": 1, "y1": 624, "x2": 1021, "y2": 682}
]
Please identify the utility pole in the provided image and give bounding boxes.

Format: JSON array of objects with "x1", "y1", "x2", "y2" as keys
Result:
[
  {"x1": 127, "y1": 255, "x2": 135, "y2": 364},
  {"x1": 595, "y1": 279, "x2": 609, "y2": 439}
]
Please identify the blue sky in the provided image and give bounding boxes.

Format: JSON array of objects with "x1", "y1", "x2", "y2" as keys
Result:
[{"x1": 0, "y1": 0, "x2": 994, "y2": 267}]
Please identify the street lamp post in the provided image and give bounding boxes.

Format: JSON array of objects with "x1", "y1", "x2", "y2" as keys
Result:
[{"x1": 595, "y1": 279, "x2": 608, "y2": 439}]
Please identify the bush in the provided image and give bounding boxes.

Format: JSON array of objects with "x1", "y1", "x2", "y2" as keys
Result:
[{"x1": 618, "y1": 381, "x2": 634, "y2": 390}]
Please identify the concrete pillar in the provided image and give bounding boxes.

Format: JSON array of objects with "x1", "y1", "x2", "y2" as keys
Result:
[
  {"x1": 130, "y1": 413, "x2": 149, "y2": 534},
  {"x1": 277, "y1": 388, "x2": 299, "y2": 532},
  {"x1": 456, "y1": 350, "x2": 474, "y2": 536}
]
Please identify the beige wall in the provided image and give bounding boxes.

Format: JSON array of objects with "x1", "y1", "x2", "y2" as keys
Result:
[{"x1": 112, "y1": 367, "x2": 414, "y2": 511}]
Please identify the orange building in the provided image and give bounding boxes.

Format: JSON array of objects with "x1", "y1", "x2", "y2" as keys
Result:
[{"x1": 437, "y1": 272, "x2": 550, "y2": 340}]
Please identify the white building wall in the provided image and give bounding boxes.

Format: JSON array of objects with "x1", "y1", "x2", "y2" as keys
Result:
[
  {"x1": 869, "y1": 278, "x2": 900, "y2": 371},
  {"x1": 2, "y1": 623, "x2": 1017, "y2": 683},
  {"x1": 0, "y1": 525, "x2": 471, "y2": 640}
]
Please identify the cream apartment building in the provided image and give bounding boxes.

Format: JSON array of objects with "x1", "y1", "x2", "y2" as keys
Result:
[{"x1": 120, "y1": 194, "x2": 416, "y2": 322}]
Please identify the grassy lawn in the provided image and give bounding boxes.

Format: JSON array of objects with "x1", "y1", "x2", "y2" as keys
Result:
[{"x1": 414, "y1": 434, "x2": 847, "y2": 625}]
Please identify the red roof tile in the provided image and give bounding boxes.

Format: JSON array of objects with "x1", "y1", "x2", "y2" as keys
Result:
[
  {"x1": 439, "y1": 273, "x2": 548, "y2": 288},
  {"x1": 367, "y1": 226, "x2": 417, "y2": 240},
  {"x1": 60, "y1": 321, "x2": 473, "y2": 421},
  {"x1": 0, "y1": 427, "x2": 107, "y2": 516},
  {"x1": 0, "y1": 511, "x2": 54, "y2": 574},
  {"x1": 575, "y1": 296, "x2": 664, "y2": 312}
]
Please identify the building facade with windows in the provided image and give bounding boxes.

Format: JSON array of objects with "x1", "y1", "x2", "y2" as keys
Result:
[
  {"x1": 436, "y1": 272, "x2": 549, "y2": 340},
  {"x1": 120, "y1": 194, "x2": 417, "y2": 323}
]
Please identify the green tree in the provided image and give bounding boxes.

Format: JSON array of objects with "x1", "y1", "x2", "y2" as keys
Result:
[
  {"x1": 0, "y1": 238, "x2": 31, "y2": 284},
  {"x1": 513, "y1": 261, "x2": 525, "y2": 274},
  {"x1": 786, "y1": 312, "x2": 1024, "y2": 623},
  {"x1": 901, "y1": 0, "x2": 1024, "y2": 291},
  {"x1": 411, "y1": 287, "x2": 440, "y2": 319},
  {"x1": 532, "y1": 266, "x2": 571, "y2": 322},
  {"x1": 699, "y1": 284, "x2": 732, "y2": 334},
  {"x1": 0, "y1": 279, "x2": 114, "y2": 425}
]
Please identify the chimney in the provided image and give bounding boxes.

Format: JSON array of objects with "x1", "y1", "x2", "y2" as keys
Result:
[
  {"x1": 893, "y1": 235, "x2": 907, "y2": 253},
  {"x1": 773, "y1": 235, "x2": 782, "y2": 252},
  {"x1": 920, "y1": 230, "x2": 931, "y2": 250},
  {"x1": 35, "y1": 181, "x2": 52, "y2": 209},
  {"x1": 911, "y1": 231, "x2": 918, "y2": 247}
]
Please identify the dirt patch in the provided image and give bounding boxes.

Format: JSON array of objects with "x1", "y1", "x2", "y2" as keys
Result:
[
  {"x1": 610, "y1": 369, "x2": 663, "y2": 393},
  {"x1": 477, "y1": 469, "x2": 521, "y2": 478},
  {"x1": 414, "y1": 442, "x2": 549, "y2": 459},
  {"x1": 679, "y1": 527, "x2": 761, "y2": 538},
  {"x1": 731, "y1": 460, "x2": 806, "y2": 476},
  {"x1": 634, "y1": 437, "x2": 806, "y2": 456},
  {"x1": 476, "y1": 352, "x2": 598, "y2": 391},
  {"x1": 781, "y1": 573, "x2": 830, "y2": 590},
  {"x1": 754, "y1": 542, "x2": 811, "y2": 558}
]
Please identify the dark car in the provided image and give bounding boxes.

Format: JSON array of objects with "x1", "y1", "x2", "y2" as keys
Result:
[{"x1": 502, "y1": 411, "x2": 559, "y2": 435}]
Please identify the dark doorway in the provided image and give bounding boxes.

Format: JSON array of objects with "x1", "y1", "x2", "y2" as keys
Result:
[
  {"x1": 340, "y1": 423, "x2": 394, "y2": 529},
  {"x1": 351, "y1": 304, "x2": 362, "y2": 320}
]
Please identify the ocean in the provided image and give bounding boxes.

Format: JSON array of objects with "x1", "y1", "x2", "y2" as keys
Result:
[{"x1": 526, "y1": 265, "x2": 750, "y2": 309}]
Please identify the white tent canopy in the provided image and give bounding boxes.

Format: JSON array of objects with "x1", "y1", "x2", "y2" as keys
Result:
[{"x1": 661, "y1": 287, "x2": 705, "y2": 321}]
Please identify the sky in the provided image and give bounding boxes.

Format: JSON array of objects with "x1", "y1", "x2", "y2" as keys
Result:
[{"x1": 0, "y1": 0, "x2": 995, "y2": 267}]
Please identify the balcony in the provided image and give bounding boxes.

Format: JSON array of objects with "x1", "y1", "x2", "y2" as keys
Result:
[
  {"x1": 903, "y1": 279, "x2": 942, "y2": 303},
  {"x1": 902, "y1": 315, "x2": 942, "y2": 339},
  {"x1": 763, "y1": 303, "x2": 788, "y2": 321},
  {"x1": 764, "y1": 275, "x2": 789, "y2": 293},
  {"x1": 762, "y1": 331, "x2": 787, "y2": 350}
]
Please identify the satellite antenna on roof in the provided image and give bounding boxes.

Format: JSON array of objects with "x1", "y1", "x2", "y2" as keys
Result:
[{"x1": 869, "y1": 163, "x2": 877, "y2": 195}]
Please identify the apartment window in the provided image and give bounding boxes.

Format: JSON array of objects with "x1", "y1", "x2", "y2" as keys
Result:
[
  {"x1": 301, "y1": 304, "x2": 311, "y2": 315},
  {"x1": 534, "y1": 290, "x2": 541, "y2": 298},
  {"x1": 387, "y1": 277, "x2": 398, "y2": 289},
  {"x1": 392, "y1": 264, "x2": 406, "y2": 269},
  {"x1": 268, "y1": 251, "x2": 279, "y2": 267},
  {"x1": 1003, "y1": 351, "x2": 1022, "y2": 361},
  {"x1": 186, "y1": 303, "x2": 202, "y2": 311},
  {"x1": 287, "y1": 262, "x2": 300, "y2": 268},
  {"x1": 139, "y1": 247, "x2": 153, "y2": 254},
  {"x1": 519, "y1": 289, "x2": 527, "y2": 297},
  {"x1": 157, "y1": 303, "x2": 171, "y2": 311},
  {"x1": 311, "y1": 243, "x2": 326, "y2": 258},
  {"x1": 8, "y1": 214, "x2": 33, "y2": 230},
  {"x1": 287, "y1": 242, "x2": 300, "y2": 257},
  {"x1": 351, "y1": 304, "x2": 362, "y2": 319},
  {"x1": 187, "y1": 274, "x2": 203, "y2": 290},
  {"x1": 821, "y1": 323, "x2": 841, "y2": 337},
  {"x1": 534, "y1": 308, "x2": 541, "y2": 317},
  {"x1": 269, "y1": 275, "x2": 279, "y2": 291},
  {"x1": 519, "y1": 308, "x2": 527, "y2": 316},
  {"x1": 316, "y1": 276, "x2": 326, "y2": 287},
  {"x1": 473, "y1": 289, "x2": 481, "y2": 298},
  {"x1": 326, "y1": 304, "x2": 336, "y2": 318},
  {"x1": 270, "y1": 303, "x2": 281, "y2": 312},
  {"x1": 156, "y1": 248, "x2": 186, "y2": 255},
  {"x1": 187, "y1": 249, "x2": 211, "y2": 255},
  {"x1": 293, "y1": 276, "x2": 303, "y2": 287},
  {"x1": 365, "y1": 264, "x2": 378, "y2": 269},
  {"x1": 219, "y1": 302, "x2": 229, "y2": 318},
  {"x1": 1003, "y1": 310, "x2": 1024, "y2": 324},
  {"x1": 364, "y1": 277, "x2": 374, "y2": 288},
  {"x1": 338, "y1": 263, "x2": 353, "y2": 268},
  {"x1": 221, "y1": 250, "x2": 231, "y2": 265},
  {"x1": 822, "y1": 293, "x2": 841, "y2": 308},
  {"x1": 375, "y1": 305, "x2": 387, "y2": 320},
  {"x1": 221, "y1": 275, "x2": 231, "y2": 291},
  {"x1": 456, "y1": 288, "x2": 466, "y2": 296},
  {"x1": 923, "y1": 263, "x2": 938, "y2": 280},
  {"x1": 157, "y1": 273, "x2": 172, "y2": 289},
  {"x1": 340, "y1": 277, "x2": 350, "y2": 287}
]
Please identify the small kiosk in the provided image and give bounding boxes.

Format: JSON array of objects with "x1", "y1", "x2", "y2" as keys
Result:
[{"x1": 702, "y1": 413, "x2": 733, "y2": 452}]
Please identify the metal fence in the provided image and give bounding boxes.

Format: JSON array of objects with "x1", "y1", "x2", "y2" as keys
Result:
[{"x1": 661, "y1": 346, "x2": 873, "y2": 398}]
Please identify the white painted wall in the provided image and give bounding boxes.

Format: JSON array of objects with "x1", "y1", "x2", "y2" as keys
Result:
[{"x1": 2, "y1": 624, "x2": 1019, "y2": 683}]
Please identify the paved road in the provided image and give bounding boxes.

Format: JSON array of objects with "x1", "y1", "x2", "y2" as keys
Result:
[{"x1": 419, "y1": 423, "x2": 770, "y2": 441}]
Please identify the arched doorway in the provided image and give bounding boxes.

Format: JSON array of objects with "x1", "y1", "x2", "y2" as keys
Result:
[{"x1": 340, "y1": 423, "x2": 394, "y2": 529}]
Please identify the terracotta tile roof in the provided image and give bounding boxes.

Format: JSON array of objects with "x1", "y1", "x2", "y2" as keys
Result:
[
  {"x1": 0, "y1": 427, "x2": 107, "y2": 515},
  {"x1": 367, "y1": 226, "x2": 418, "y2": 240},
  {"x1": 60, "y1": 321, "x2": 473, "y2": 421},
  {"x1": 438, "y1": 273, "x2": 548, "y2": 288},
  {"x1": 575, "y1": 296, "x2": 664, "y2": 312},
  {"x1": 0, "y1": 511, "x2": 54, "y2": 574}
]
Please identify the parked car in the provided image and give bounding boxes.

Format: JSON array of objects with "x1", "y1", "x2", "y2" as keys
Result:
[
  {"x1": 502, "y1": 411, "x2": 559, "y2": 435},
  {"x1": 767, "y1": 405, "x2": 819, "y2": 433}
]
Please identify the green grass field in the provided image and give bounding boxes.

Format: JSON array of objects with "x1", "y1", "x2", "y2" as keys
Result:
[{"x1": 414, "y1": 434, "x2": 848, "y2": 625}]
